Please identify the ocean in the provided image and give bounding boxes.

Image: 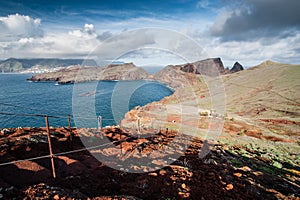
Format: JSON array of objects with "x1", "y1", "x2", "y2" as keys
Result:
[{"x1": 0, "y1": 74, "x2": 173, "y2": 128}]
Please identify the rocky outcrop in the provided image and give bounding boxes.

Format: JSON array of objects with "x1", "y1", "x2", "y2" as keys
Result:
[
  {"x1": 153, "y1": 66, "x2": 187, "y2": 89},
  {"x1": 98, "y1": 63, "x2": 149, "y2": 81},
  {"x1": 230, "y1": 62, "x2": 244, "y2": 73},
  {"x1": 180, "y1": 58, "x2": 226, "y2": 76},
  {"x1": 153, "y1": 65, "x2": 202, "y2": 90},
  {"x1": 152, "y1": 58, "x2": 227, "y2": 89},
  {"x1": 27, "y1": 63, "x2": 149, "y2": 84}
]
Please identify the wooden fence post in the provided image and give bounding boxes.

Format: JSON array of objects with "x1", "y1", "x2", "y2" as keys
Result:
[
  {"x1": 45, "y1": 115, "x2": 56, "y2": 179},
  {"x1": 98, "y1": 116, "x2": 102, "y2": 130},
  {"x1": 68, "y1": 115, "x2": 72, "y2": 139},
  {"x1": 137, "y1": 118, "x2": 141, "y2": 134},
  {"x1": 118, "y1": 119, "x2": 123, "y2": 154}
]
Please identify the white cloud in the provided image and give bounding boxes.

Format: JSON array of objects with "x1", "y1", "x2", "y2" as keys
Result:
[
  {"x1": 192, "y1": 32, "x2": 300, "y2": 67},
  {"x1": 0, "y1": 11, "x2": 299, "y2": 67},
  {"x1": 0, "y1": 23, "x2": 102, "y2": 59},
  {"x1": 97, "y1": 31, "x2": 113, "y2": 41},
  {"x1": 90, "y1": 28, "x2": 209, "y2": 66},
  {"x1": 0, "y1": 14, "x2": 43, "y2": 42},
  {"x1": 18, "y1": 37, "x2": 34, "y2": 43},
  {"x1": 0, "y1": 12, "x2": 213, "y2": 61},
  {"x1": 69, "y1": 23, "x2": 97, "y2": 38},
  {"x1": 197, "y1": 0, "x2": 210, "y2": 9}
]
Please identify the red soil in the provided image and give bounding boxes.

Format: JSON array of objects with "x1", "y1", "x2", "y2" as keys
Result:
[{"x1": 0, "y1": 127, "x2": 299, "y2": 199}]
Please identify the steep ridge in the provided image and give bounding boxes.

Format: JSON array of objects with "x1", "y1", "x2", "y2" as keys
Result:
[
  {"x1": 152, "y1": 65, "x2": 201, "y2": 89},
  {"x1": 152, "y1": 57, "x2": 228, "y2": 89},
  {"x1": 180, "y1": 58, "x2": 227, "y2": 76}
]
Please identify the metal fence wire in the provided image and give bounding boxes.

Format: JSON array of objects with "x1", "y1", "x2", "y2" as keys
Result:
[{"x1": 0, "y1": 111, "x2": 118, "y2": 178}]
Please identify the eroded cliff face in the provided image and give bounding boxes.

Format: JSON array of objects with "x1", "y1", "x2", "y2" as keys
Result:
[
  {"x1": 152, "y1": 58, "x2": 225, "y2": 89},
  {"x1": 152, "y1": 65, "x2": 200, "y2": 89},
  {"x1": 180, "y1": 58, "x2": 227, "y2": 76},
  {"x1": 28, "y1": 63, "x2": 149, "y2": 84}
]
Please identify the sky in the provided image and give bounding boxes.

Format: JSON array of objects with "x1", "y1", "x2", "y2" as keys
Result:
[{"x1": 0, "y1": 0, "x2": 299, "y2": 67}]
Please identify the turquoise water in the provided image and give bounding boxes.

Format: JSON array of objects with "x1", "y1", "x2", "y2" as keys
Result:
[{"x1": 0, "y1": 74, "x2": 173, "y2": 128}]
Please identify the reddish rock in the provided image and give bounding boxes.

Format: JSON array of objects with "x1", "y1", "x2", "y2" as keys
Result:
[
  {"x1": 180, "y1": 58, "x2": 227, "y2": 76},
  {"x1": 226, "y1": 184, "x2": 234, "y2": 191}
]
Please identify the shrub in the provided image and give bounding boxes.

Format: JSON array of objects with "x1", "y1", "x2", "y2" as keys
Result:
[{"x1": 199, "y1": 111, "x2": 209, "y2": 116}]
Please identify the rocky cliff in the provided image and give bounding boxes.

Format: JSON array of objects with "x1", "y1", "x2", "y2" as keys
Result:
[
  {"x1": 153, "y1": 66, "x2": 184, "y2": 89},
  {"x1": 28, "y1": 63, "x2": 149, "y2": 84},
  {"x1": 180, "y1": 58, "x2": 227, "y2": 76},
  {"x1": 230, "y1": 62, "x2": 244, "y2": 73},
  {"x1": 152, "y1": 57, "x2": 229, "y2": 89},
  {"x1": 152, "y1": 65, "x2": 201, "y2": 89}
]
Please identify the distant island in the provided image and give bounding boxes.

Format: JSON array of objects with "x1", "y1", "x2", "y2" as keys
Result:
[
  {"x1": 27, "y1": 62, "x2": 149, "y2": 84},
  {"x1": 0, "y1": 58, "x2": 97, "y2": 73}
]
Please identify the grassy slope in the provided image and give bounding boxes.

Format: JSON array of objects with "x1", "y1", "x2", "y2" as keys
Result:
[
  {"x1": 223, "y1": 61, "x2": 300, "y2": 120},
  {"x1": 122, "y1": 61, "x2": 300, "y2": 177}
]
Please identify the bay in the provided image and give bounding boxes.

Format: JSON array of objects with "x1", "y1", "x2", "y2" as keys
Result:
[{"x1": 0, "y1": 74, "x2": 173, "y2": 128}]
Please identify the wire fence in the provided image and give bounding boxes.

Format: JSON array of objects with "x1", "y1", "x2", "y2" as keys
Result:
[
  {"x1": 0, "y1": 110, "x2": 172, "y2": 179},
  {"x1": 0, "y1": 111, "x2": 118, "y2": 129},
  {"x1": 0, "y1": 111, "x2": 117, "y2": 120},
  {"x1": 0, "y1": 111, "x2": 121, "y2": 178},
  {"x1": 0, "y1": 134, "x2": 129, "y2": 167}
]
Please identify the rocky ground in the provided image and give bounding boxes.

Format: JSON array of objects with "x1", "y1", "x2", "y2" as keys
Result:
[{"x1": 0, "y1": 127, "x2": 299, "y2": 199}]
